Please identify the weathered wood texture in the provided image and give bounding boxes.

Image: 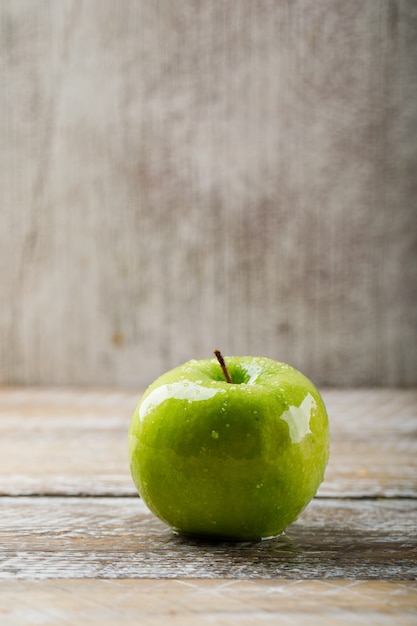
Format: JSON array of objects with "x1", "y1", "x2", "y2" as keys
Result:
[
  {"x1": 0, "y1": 388, "x2": 415, "y2": 498},
  {"x1": 1, "y1": 1, "x2": 417, "y2": 388},
  {"x1": 1, "y1": 579, "x2": 416, "y2": 626},
  {"x1": 1, "y1": 497, "x2": 417, "y2": 581},
  {"x1": 0, "y1": 387, "x2": 416, "y2": 623}
]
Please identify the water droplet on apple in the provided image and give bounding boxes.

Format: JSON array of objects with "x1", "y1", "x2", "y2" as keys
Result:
[{"x1": 211, "y1": 430, "x2": 219, "y2": 439}]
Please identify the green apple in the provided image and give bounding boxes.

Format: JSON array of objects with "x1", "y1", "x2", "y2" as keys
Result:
[{"x1": 128, "y1": 352, "x2": 329, "y2": 540}]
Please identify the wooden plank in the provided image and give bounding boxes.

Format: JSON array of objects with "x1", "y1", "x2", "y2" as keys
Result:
[
  {"x1": 0, "y1": 388, "x2": 415, "y2": 497},
  {"x1": 0, "y1": 388, "x2": 137, "y2": 496},
  {"x1": 0, "y1": 579, "x2": 416, "y2": 626},
  {"x1": 0, "y1": 497, "x2": 416, "y2": 581},
  {"x1": 323, "y1": 388, "x2": 417, "y2": 498}
]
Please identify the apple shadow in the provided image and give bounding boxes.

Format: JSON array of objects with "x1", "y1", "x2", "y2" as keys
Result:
[
  {"x1": 166, "y1": 530, "x2": 303, "y2": 577},
  {"x1": 172, "y1": 530, "x2": 298, "y2": 552}
]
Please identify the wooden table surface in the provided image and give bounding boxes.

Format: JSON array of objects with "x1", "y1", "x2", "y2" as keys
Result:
[{"x1": 0, "y1": 387, "x2": 416, "y2": 625}]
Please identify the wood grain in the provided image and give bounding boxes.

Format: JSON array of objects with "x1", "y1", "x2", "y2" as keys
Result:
[
  {"x1": 0, "y1": 388, "x2": 415, "y2": 497},
  {"x1": 1, "y1": 1, "x2": 416, "y2": 388},
  {"x1": 1, "y1": 497, "x2": 416, "y2": 581},
  {"x1": 1, "y1": 579, "x2": 416, "y2": 626},
  {"x1": 0, "y1": 386, "x2": 415, "y2": 622}
]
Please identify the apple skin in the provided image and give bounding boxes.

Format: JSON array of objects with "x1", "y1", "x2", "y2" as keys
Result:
[{"x1": 128, "y1": 356, "x2": 329, "y2": 541}]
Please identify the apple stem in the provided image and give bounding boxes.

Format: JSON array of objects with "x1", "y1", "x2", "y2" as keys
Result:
[{"x1": 214, "y1": 349, "x2": 233, "y2": 384}]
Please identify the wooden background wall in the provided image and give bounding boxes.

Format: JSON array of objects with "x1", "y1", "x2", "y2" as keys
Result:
[{"x1": 1, "y1": 1, "x2": 416, "y2": 388}]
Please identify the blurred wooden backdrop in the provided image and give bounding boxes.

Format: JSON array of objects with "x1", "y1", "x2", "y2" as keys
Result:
[{"x1": 1, "y1": 1, "x2": 416, "y2": 388}]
